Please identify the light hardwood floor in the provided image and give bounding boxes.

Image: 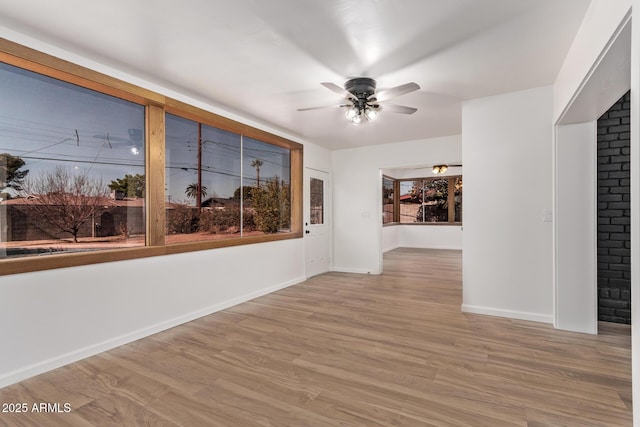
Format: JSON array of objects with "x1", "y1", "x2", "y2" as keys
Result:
[{"x1": 0, "y1": 248, "x2": 632, "y2": 426}]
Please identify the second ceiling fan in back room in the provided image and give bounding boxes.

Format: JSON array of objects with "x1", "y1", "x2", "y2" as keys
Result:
[{"x1": 298, "y1": 77, "x2": 420, "y2": 125}]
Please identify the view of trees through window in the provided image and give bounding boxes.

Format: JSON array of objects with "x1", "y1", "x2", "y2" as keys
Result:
[
  {"x1": 383, "y1": 176, "x2": 462, "y2": 224},
  {"x1": 0, "y1": 62, "x2": 146, "y2": 259},
  {"x1": 0, "y1": 45, "x2": 302, "y2": 274},
  {"x1": 165, "y1": 114, "x2": 291, "y2": 243},
  {"x1": 382, "y1": 176, "x2": 394, "y2": 224}
]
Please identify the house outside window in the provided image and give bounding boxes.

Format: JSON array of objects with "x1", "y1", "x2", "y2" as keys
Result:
[
  {"x1": 0, "y1": 41, "x2": 303, "y2": 275},
  {"x1": 383, "y1": 175, "x2": 462, "y2": 225},
  {"x1": 0, "y1": 62, "x2": 146, "y2": 258}
]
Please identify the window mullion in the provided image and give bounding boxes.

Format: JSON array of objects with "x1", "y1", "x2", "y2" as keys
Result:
[
  {"x1": 197, "y1": 123, "x2": 203, "y2": 210},
  {"x1": 146, "y1": 104, "x2": 166, "y2": 246},
  {"x1": 394, "y1": 179, "x2": 400, "y2": 223},
  {"x1": 240, "y1": 135, "x2": 244, "y2": 237},
  {"x1": 447, "y1": 177, "x2": 455, "y2": 223},
  {"x1": 422, "y1": 180, "x2": 426, "y2": 222}
]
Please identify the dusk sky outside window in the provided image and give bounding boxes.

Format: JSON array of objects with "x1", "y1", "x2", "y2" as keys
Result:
[
  {"x1": 0, "y1": 62, "x2": 144, "y2": 197},
  {"x1": 242, "y1": 137, "x2": 290, "y2": 188},
  {"x1": 165, "y1": 114, "x2": 243, "y2": 204},
  {"x1": 165, "y1": 114, "x2": 200, "y2": 204},
  {"x1": 0, "y1": 61, "x2": 146, "y2": 257},
  {"x1": 165, "y1": 114, "x2": 290, "y2": 205}
]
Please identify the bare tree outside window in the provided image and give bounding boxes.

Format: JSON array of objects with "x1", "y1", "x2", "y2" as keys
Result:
[
  {"x1": 23, "y1": 166, "x2": 110, "y2": 243},
  {"x1": 0, "y1": 61, "x2": 145, "y2": 259}
]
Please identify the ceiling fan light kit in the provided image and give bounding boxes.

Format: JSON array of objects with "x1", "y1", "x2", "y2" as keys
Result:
[
  {"x1": 432, "y1": 165, "x2": 448, "y2": 174},
  {"x1": 364, "y1": 107, "x2": 378, "y2": 122},
  {"x1": 298, "y1": 77, "x2": 420, "y2": 125}
]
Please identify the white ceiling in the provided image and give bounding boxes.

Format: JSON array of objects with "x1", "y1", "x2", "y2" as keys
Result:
[{"x1": 0, "y1": 0, "x2": 591, "y2": 150}]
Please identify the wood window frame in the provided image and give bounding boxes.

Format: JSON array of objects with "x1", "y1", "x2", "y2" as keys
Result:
[
  {"x1": 385, "y1": 175, "x2": 462, "y2": 226},
  {"x1": 0, "y1": 38, "x2": 303, "y2": 276},
  {"x1": 382, "y1": 175, "x2": 398, "y2": 225}
]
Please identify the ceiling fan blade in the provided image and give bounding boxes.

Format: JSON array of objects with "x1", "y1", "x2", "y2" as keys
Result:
[
  {"x1": 381, "y1": 104, "x2": 418, "y2": 114},
  {"x1": 371, "y1": 82, "x2": 420, "y2": 102},
  {"x1": 321, "y1": 82, "x2": 356, "y2": 99},
  {"x1": 297, "y1": 104, "x2": 348, "y2": 112}
]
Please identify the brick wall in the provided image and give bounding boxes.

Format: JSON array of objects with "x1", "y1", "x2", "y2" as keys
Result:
[{"x1": 597, "y1": 91, "x2": 631, "y2": 324}]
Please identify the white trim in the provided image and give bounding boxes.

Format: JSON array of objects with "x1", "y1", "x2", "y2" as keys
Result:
[
  {"x1": 591, "y1": 120, "x2": 598, "y2": 334},
  {"x1": 553, "y1": 121, "x2": 598, "y2": 334},
  {"x1": 377, "y1": 170, "x2": 384, "y2": 275},
  {"x1": 384, "y1": 245, "x2": 462, "y2": 252},
  {"x1": 0, "y1": 276, "x2": 305, "y2": 389},
  {"x1": 630, "y1": 2, "x2": 639, "y2": 424},
  {"x1": 332, "y1": 267, "x2": 381, "y2": 275},
  {"x1": 461, "y1": 304, "x2": 554, "y2": 324},
  {"x1": 400, "y1": 244, "x2": 463, "y2": 251},
  {"x1": 552, "y1": 124, "x2": 558, "y2": 329}
]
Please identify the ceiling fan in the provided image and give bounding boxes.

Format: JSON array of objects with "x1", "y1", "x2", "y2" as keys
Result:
[
  {"x1": 298, "y1": 77, "x2": 420, "y2": 125},
  {"x1": 414, "y1": 163, "x2": 463, "y2": 174}
]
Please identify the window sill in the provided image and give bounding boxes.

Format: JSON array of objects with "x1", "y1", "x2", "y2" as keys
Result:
[{"x1": 0, "y1": 232, "x2": 302, "y2": 276}]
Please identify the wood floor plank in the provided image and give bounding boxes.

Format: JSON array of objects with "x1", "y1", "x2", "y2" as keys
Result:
[
  {"x1": 73, "y1": 394, "x2": 180, "y2": 427},
  {"x1": 0, "y1": 248, "x2": 632, "y2": 426}
]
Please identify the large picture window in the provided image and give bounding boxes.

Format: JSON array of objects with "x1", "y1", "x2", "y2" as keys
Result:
[
  {"x1": 0, "y1": 40, "x2": 303, "y2": 275},
  {"x1": 384, "y1": 175, "x2": 462, "y2": 225},
  {"x1": 0, "y1": 62, "x2": 145, "y2": 259}
]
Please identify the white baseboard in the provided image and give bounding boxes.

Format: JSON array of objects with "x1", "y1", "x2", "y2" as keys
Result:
[
  {"x1": 331, "y1": 267, "x2": 382, "y2": 275},
  {"x1": 402, "y1": 244, "x2": 462, "y2": 250},
  {"x1": 383, "y1": 245, "x2": 462, "y2": 252},
  {"x1": 461, "y1": 304, "x2": 553, "y2": 324},
  {"x1": 0, "y1": 276, "x2": 306, "y2": 389}
]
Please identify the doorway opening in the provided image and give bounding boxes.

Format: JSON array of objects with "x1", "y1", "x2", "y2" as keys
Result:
[{"x1": 597, "y1": 91, "x2": 631, "y2": 325}]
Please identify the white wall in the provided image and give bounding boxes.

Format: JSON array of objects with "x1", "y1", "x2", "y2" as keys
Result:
[
  {"x1": 382, "y1": 225, "x2": 399, "y2": 253},
  {"x1": 332, "y1": 135, "x2": 462, "y2": 274},
  {"x1": 461, "y1": 86, "x2": 554, "y2": 323},
  {"x1": 0, "y1": 28, "x2": 332, "y2": 388},
  {"x1": 554, "y1": 122, "x2": 597, "y2": 333},
  {"x1": 303, "y1": 140, "x2": 332, "y2": 173},
  {"x1": 0, "y1": 240, "x2": 307, "y2": 388},
  {"x1": 398, "y1": 226, "x2": 462, "y2": 250},
  {"x1": 382, "y1": 225, "x2": 462, "y2": 253}
]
